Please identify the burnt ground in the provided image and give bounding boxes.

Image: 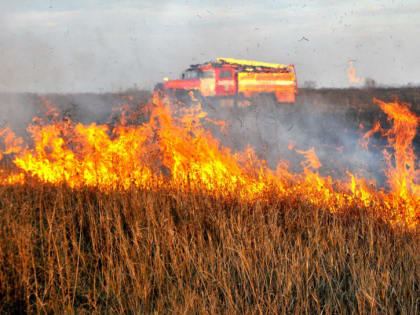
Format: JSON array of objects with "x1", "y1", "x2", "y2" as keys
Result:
[{"x1": 0, "y1": 87, "x2": 419, "y2": 185}]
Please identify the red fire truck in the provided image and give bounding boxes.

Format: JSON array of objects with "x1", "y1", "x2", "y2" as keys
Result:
[{"x1": 155, "y1": 58, "x2": 298, "y2": 103}]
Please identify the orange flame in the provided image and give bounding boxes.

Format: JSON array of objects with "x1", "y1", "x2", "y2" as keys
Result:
[
  {"x1": 359, "y1": 121, "x2": 382, "y2": 150},
  {"x1": 374, "y1": 98, "x2": 419, "y2": 198},
  {"x1": 347, "y1": 61, "x2": 362, "y2": 84},
  {"x1": 295, "y1": 147, "x2": 322, "y2": 172},
  {"x1": 0, "y1": 127, "x2": 23, "y2": 160},
  {"x1": 0, "y1": 95, "x2": 419, "y2": 228}
]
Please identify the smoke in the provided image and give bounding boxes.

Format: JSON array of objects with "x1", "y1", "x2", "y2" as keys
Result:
[
  {"x1": 0, "y1": 91, "x2": 151, "y2": 138},
  {"x1": 202, "y1": 96, "x2": 389, "y2": 185},
  {"x1": 0, "y1": 93, "x2": 40, "y2": 136}
]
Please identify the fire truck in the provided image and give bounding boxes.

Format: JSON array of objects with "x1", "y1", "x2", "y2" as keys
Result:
[{"x1": 155, "y1": 58, "x2": 298, "y2": 104}]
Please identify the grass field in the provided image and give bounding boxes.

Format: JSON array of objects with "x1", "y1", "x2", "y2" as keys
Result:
[
  {"x1": 0, "y1": 88, "x2": 419, "y2": 313},
  {"x1": 0, "y1": 183, "x2": 419, "y2": 313}
]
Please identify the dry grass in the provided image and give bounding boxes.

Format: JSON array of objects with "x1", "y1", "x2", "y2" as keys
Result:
[{"x1": 0, "y1": 182, "x2": 419, "y2": 314}]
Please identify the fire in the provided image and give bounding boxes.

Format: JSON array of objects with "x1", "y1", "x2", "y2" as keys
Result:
[
  {"x1": 0, "y1": 95, "x2": 419, "y2": 228},
  {"x1": 0, "y1": 127, "x2": 23, "y2": 160},
  {"x1": 347, "y1": 61, "x2": 362, "y2": 84},
  {"x1": 359, "y1": 121, "x2": 382, "y2": 150},
  {"x1": 295, "y1": 147, "x2": 322, "y2": 172},
  {"x1": 374, "y1": 98, "x2": 419, "y2": 198}
]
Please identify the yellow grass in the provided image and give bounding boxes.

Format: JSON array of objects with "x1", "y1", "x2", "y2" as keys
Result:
[{"x1": 0, "y1": 181, "x2": 419, "y2": 314}]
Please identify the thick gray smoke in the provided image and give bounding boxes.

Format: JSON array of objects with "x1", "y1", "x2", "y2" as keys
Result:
[{"x1": 203, "y1": 97, "x2": 389, "y2": 185}]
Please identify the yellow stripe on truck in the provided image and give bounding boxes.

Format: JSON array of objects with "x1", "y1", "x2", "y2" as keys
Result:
[
  {"x1": 217, "y1": 57, "x2": 288, "y2": 69},
  {"x1": 239, "y1": 80, "x2": 294, "y2": 86}
]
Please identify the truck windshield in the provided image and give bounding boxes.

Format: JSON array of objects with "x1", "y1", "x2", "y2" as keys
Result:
[{"x1": 182, "y1": 70, "x2": 200, "y2": 79}]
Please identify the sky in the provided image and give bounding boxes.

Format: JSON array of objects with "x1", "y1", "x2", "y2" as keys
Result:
[{"x1": 0, "y1": 0, "x2": 419, "y2": 93}]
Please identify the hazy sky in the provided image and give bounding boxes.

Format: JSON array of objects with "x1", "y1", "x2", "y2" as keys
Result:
[{"x1": 0, "y1": 0, "x2": 419, "y2": 93}]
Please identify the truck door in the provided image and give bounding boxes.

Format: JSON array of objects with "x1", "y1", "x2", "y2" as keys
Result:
[
  {"x1": 200, "y1": 69, "x2": 216, "y2": 96},
  {"x1": 215, "y1": 68, "x2": 236, "y2": 96}
]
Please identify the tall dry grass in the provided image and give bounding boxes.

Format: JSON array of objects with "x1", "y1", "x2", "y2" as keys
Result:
[{"x1": 0, "y1": 182, "x2": 419, "y2": 314}]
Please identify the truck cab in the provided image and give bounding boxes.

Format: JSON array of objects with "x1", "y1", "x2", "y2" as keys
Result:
[{"x1": 160, "y1": 65, "x2": 237, "y2": 98}]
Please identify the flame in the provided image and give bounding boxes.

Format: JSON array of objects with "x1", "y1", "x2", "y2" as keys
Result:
[
  {"x1": 359, "y1": 121, "x2": 382, "y2": 150},
  {"x1": 295, "y1": 147, "x2": 322, "y2": 172},
  {"x1": 374, "y1": 98, "x2": 419, "y2": 198},
  {"x1": 0, "y1": 95, "x2": 419, "y2": 228},
  {"x1": 0, "y1": 127, "x2": 23, "y2": 160},
  {"x1": 347, "y1": 61, "x2": 362, "y2": 84}
]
